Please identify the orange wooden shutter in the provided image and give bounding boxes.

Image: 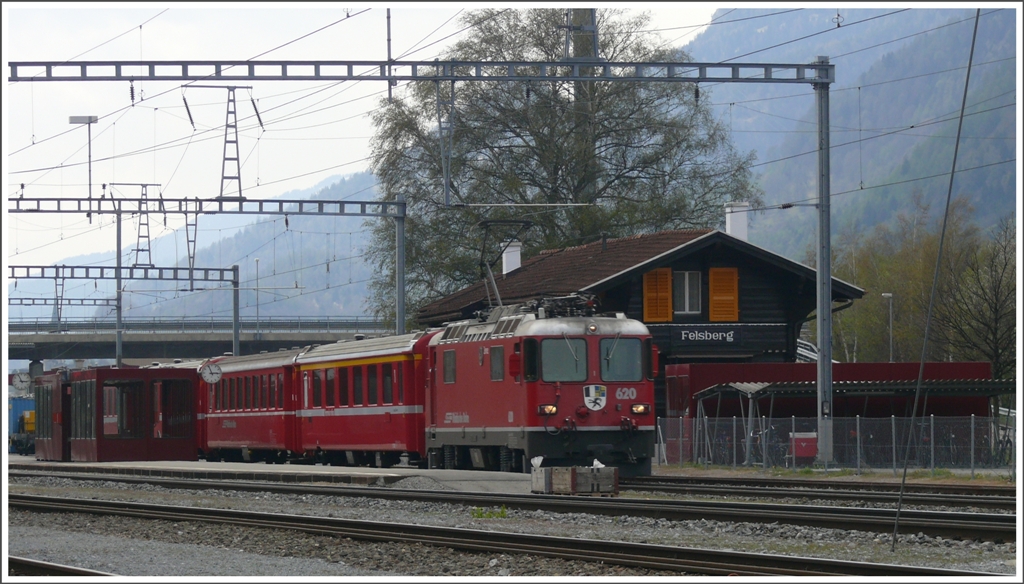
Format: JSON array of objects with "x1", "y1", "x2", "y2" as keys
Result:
[
  {"x1": 708, "y1": 267, "x2": 739, "y2": 322},
  {"x1": 643, "y1": 268, "x2": 673, "y2": 322}
]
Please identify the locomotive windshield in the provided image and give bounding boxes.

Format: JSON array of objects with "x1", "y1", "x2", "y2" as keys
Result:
[
  {"x1": 600, "y1": 337, "x2": 643, "y2": 382},
  {"x1": 540, "y1": 337, "x2": 587, "y2": 382}
]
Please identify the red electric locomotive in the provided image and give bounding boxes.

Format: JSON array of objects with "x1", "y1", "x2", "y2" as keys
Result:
[{"x1": 423, "y1": 295, "x2": 658, "y2": 476}]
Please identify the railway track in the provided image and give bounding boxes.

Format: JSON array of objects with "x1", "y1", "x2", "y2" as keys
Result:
[
  {"x1": 620, "y1": 476, "x2": 1017, "y2": 510},
  {"x1": 7, "y1": 494, "x2": 1004, "y2": 577},
  {"x1": 9, "y1": 470, "x2": 1016, "y2": 542},
  {"x1": 623, "y1": 474, "x2": 1017, "y2": 496},
  {"x1": 7, "y1": 556, "x2": 115, "y2": 576}
]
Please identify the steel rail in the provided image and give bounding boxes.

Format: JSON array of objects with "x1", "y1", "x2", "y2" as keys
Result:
[
  {"x1": 623, "y1": 475, "x2": 1017, "y2": 497},
  {"x1": 619, "y1": 479, "x2": 1017, "y2": 510},
  {"x1": 7, "y1": 494, "x2": 999, "y2": 577},
  {"x1": 9, "y1": 470, "x2": 1015, "y2": 542},
  {"x1": 7, "y1": 556, "x2": 116, "y2": 576}
]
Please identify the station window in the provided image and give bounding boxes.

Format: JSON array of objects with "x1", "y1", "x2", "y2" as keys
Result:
[
  {"x1": 154, "y1": 379, "x2": 192, "y2": 438},
  {"x1": 104, "y1": 380, "x2": 146, "y2": 438},
  {"x1": 36, "y1": 384, "x2": 53, "y2": 439},
  {"x1": 338, "y1": 367, "x2": 349, "y2": 406},
  {"x1": 673, "y1": 271, "x2": 701, "y2": 314},
  {"x1": 490, "y1": 346, "x2": 504, "y2": 381},
  {"x1": 367, "y1": 364, "x2": 378, "y2": 405},
  {"x1": 313, "y1": 369, "x2": 323, "y2": 408},
  {"x1": 325, "y1": 368, "x2": 335, "y2": 407},
  {"x1": 443, "y1": 350, "x2": 456, "y2": 384},
  {"x1": 353, "y1": 367, "x2": 364, "y2": 406},
  {"x1": 71, "y1": 380, "x2": 96, "y2": 439},
  {"x1": 382, "y1": 364, "x2": 393, "y2": 404}
]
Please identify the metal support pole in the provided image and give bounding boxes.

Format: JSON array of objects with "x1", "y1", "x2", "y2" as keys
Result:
[
  {"x1": 115, "y1": 209, "x2": 123, "y2": 368},
  {"x1": 761, "y1": 415, "x2": 767, "y2": 471},
  {"x1": 892, "y1": 415, "x2": 897, "y2": 477},
  {"x1": 232, "y1": 265, "x2": 240, "y2": 356},
  {"x1": 814, "y1": 56, "x2": 834, "y2": 467},
  {"x1": 930, "y1": 414, "x2": 935, "y2": 473},
  {"x1": 255, "y1": 258, "x2": 260, "y2": 340},
  {"x1": 732, "y1": 416, "x2": 737, "y2": 469},
  {"x1": 856, "y1": 415, "x2": 861, "y2": 475},
  {"x1": 970, "y1": 414, "x2": 975, "y2": 479},
  {"x1": 395, "y1": 193, "x2": 406, "y2": 335}
]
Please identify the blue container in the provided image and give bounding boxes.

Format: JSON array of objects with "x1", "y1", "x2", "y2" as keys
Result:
[{"x1": 8, "y1": 396, "x2": 35, "y2": 437}]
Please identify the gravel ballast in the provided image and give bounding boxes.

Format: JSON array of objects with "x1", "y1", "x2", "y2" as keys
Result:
[{"x1": 7, "y1": 474, "x2": 1018, "y2": 577}]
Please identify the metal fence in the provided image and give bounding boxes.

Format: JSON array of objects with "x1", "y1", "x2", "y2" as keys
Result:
[{"x1": 656, "y1": 415, "x2": 1016, "y2": 475}]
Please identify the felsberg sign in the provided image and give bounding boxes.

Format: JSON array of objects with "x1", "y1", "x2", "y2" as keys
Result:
[{"x1": 678, "y1": 327, "x2": 739, "y2": 344}]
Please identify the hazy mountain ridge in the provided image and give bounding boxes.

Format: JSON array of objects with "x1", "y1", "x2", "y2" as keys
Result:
[{"x1": 681, "y1": 8, "x2": 1015, "y2": 261}]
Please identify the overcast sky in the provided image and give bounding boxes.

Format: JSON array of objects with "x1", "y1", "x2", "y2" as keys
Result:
[{"x1": 3, "y1": 3, "x2": 718, "y2": 271}]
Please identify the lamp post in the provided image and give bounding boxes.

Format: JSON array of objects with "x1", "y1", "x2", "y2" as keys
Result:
[
  {"x1": 881, "y1": 292, "x2": 893, "y2": 362},
  {"x1": 69, "y1": 116, "x2": 97, "y2": 200},
  {"x1": 255, "y1": 257, "x2": 260, "y2": 340}
]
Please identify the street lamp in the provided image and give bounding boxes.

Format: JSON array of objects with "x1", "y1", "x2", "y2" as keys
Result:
[
  {"x1": 881, "y1": 292, "x2": 893, "y2": 362},
  {"x1": 255, "y1": 257, "x2": 260, "y2": 340},
  {"x1": 69, "y1": 116, "x2": 98, "y2": 201}
]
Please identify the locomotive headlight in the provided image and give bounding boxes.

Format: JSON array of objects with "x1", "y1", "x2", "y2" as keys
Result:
[
  {"x1": 631, "y1": 403, "x2": 650, "y2": 415},
  {"x1": 538, "y1": 404, "x2": 558, "y2": 415},
  {"x1": 587, "y1": 323, "x2": 598, "y2": 334}
]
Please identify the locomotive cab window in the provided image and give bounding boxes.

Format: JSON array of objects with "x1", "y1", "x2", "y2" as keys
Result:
[
  {"x1": 600, "y1": 337, "x2": 643, "y2": 382},
  {"x1": 540, "y1": 337, "x2": 587, "y2": 382}
]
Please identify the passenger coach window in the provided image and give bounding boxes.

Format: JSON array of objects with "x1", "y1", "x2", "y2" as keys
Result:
[
  {"x1": 268, "y1": 376, "x2": 276, "y2": 411},
  {"x1": 382, "y1": 364, "x2": 393, "y2": 404},
  {"x1": 397, "y1": 364, "x2": 404, "y2": 403},
  {"x1": 276, "y1": 373, "x2": 284, "y2": 409},
  {"x1": 490, "y1": 346, "x2": 504, "y2": 381},
  {"x1": 600, "y1": 337, "x2": 643, "y2": 381},
  {"x1": 325, "y1": 368, "x2": 335, "y2": 407},
  {"x1": 313, "y1": 369, "x2": 323, "y2": 407},
  {"x1": 353, "y1": 367, "x2": 364, "y2": 405},
  {"x1": 261, "y1": 375, "x2": 269, "y2": 409},
  {"x1": 244, "y1": 377, "x2": 252, "y2": 410},
  {"x1": 540, "y1": 338, "x2": 587, "y2": 382},
  {"x1": 367, "y1": 365, "x2": 378, "y2": 405},
  {"x1": 338, "y1": 368, "x2": 349, "y2": 406}
]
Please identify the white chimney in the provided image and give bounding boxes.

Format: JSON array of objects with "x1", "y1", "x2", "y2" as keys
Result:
[
  {"x1": 502, "y1": 241, "x2": 522, "y2": 275},
  {"x1": 725, "y1": 202, "x2": 750, "y2": 241}
]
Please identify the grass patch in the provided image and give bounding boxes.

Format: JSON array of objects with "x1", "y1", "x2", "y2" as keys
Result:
[{"x1": 471, "y1": 506, "x2": 508, "y2": 519}]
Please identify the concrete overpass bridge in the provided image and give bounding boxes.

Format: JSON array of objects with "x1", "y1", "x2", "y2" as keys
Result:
[{"x1": 8, "y1": 317, "x2": 393, "y2": 361}]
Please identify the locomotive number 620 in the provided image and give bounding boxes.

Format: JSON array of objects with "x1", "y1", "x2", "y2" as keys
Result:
[{"x1": 615, "y1": 387, "x2": 637, "y2": 400}]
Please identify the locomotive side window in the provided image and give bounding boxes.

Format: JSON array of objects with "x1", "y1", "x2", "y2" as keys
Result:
[
  {"x1": 313, "y1": 369, "x2": 323, "y2": 408},
  {"x1": 367, "y1": 364, "x2": 379, "y2": 405},
  {"x1": 325, "y1": 368, "x2": 335, "y2": 407},
  {"x1": 353, "y1": 367, "x2": 364, "y2": 406},
  {"x1": 490, "y1": 346, "x2": 504, "y2": 381},
  {"x1": 600, "y1": 337, "x2": 642, "y2": 381},
  {"x1": 443, "y1": 350, "x2": 456, "y2": 384},
  {"x1": 522, "y1": 339, "x2": 538, "y2": 382},
  {"x1": 338, "y1": 368, "x2": 349, "y2": 406},
  {"x1": 382, "y1": 364, "x2": 393, "y2": 404},
  {"x1": 540, "y1": 338, "x2": 587, "y2": 382}
]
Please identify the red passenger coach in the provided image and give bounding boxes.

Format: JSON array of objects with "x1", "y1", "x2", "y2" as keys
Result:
[
  {"x1": 293, "y1": 333, "x2": 434, "y2": 467},
  {"x1": 33, "y1": 367, "x2": 198, "y2": 462},
  {"x1": 199, "y1": 349, "x2": 304, "y2": 463}
]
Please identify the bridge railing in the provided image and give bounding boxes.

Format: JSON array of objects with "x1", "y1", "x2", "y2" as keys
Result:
[{"x1": 8, "y1": 316, "x2": 392, "y2": 334}]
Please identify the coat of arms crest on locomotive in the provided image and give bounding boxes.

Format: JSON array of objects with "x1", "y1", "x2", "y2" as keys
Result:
[{"x1": 583, "y1": 385, "x2": 607, "y2": 411}]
